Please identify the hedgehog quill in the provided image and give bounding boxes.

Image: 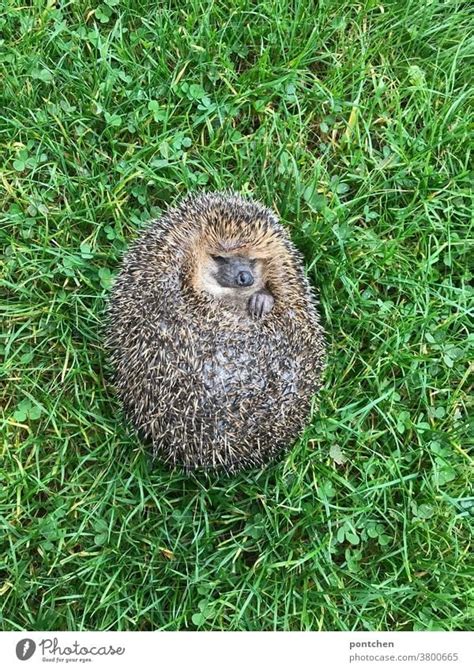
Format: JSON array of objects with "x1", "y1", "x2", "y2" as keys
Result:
[{"x1": 106, "y1": 192, "x2": 326, "y2": 474}]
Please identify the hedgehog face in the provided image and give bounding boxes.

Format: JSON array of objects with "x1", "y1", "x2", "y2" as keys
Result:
[
  {"x1": 197, "y1": 252, "x2": 265, "y2": 302},
  {"x1": 212, "y1": 255, "x2": 257, "y2": 289}
]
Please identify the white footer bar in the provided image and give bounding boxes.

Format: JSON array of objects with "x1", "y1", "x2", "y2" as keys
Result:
[{"x1": 0, "y1": 631, "x2": 472, "y2": 670}]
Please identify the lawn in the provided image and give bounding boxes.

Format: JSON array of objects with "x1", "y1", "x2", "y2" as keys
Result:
[{"x1": 1, "y1": 0, "x2": 472, "y2": 631}]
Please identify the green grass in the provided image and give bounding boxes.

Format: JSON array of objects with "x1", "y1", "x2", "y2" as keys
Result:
[{"x1": 1, "y1": 0, "x2": 472, "y2": 631}]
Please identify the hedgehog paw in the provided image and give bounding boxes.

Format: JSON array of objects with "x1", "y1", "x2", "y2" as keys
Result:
[{"x1": 248, "y1": 290, "x2": 275, "y2": 318}]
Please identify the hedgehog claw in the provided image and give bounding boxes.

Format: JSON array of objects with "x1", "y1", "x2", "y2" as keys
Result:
[{"x1": 248, "y1": 290, "x2": 274, "y2": 318}]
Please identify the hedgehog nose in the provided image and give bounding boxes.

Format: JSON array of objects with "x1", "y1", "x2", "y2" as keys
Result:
[{"x1": 236, "y1": 270, "x2": 254, "y2": 287}]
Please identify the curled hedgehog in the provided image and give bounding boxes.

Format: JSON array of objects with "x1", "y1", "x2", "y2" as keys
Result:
[{"x1": 106, "y1": 192, "x2": 326, "y2": 474}]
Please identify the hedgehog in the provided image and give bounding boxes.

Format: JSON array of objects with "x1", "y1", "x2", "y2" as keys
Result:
[{"x1": 106, "y1": 191, "x2": 326, "y2": 474}]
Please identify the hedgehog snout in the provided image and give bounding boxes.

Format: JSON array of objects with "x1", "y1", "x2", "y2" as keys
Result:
[
  {"x1": 236, "y1": 270, "x2": 254, "y2": 287},
  {"x1": 212, "y1": 255, "x2": 256, "y2": 289}
]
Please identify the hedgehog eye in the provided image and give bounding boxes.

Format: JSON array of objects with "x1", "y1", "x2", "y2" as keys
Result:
[{"x1": 211, "y1": 255, "x2": 225, "y2": 262}]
